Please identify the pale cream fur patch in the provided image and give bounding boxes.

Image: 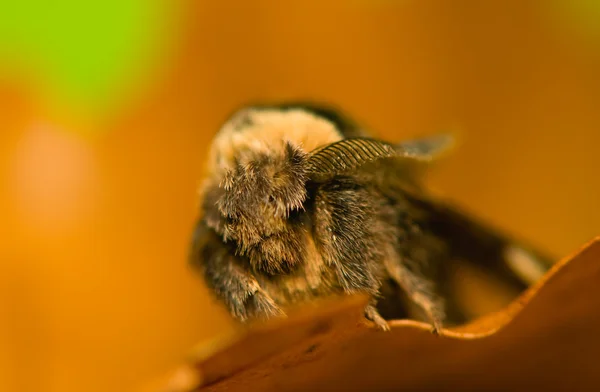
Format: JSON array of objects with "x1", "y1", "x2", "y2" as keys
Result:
[{"x1": 207, "y1": 108, "x2": 343, "y2": 177}]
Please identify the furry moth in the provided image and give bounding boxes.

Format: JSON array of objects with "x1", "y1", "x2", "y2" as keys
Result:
[{"x1": 189, "y1": 102, "x2": 554, "y2": 332}]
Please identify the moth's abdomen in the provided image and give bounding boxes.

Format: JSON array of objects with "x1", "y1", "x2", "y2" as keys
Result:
[{"x1": 402, "y1": 190, "x2": 554, "y2": 291}]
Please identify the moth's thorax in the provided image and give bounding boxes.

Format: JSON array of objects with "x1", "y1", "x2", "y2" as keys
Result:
[{"x1": 207, "y1": 107, "x2": 343, "y2": 177}]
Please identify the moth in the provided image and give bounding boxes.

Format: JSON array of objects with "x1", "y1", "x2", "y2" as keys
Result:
[{"x1": 189, "y1": 102, "x2": 553, "y2": 332}]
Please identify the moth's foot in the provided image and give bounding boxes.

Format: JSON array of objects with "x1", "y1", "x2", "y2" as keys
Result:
[
  {"x1": 409, "y1": 292, "x2": 444, "y2": 336},
  {"x1": 425, "y1": 311, "x2": 443, "y2": 336},
  {"x1": 364, "y1": 304, "x2": 391, "y2": 332},
  {"x1": 246, "y1": 290, "x2": 286, "y2": 321}
]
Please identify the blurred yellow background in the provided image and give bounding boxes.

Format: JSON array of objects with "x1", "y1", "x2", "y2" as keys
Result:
[{"x1": 1, "y1": 1, "x2": 599, "y2": 391}]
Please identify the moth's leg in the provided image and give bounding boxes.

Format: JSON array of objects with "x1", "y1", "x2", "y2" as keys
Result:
[
  {"x1": 190, "y1": 220, "x2": 284, "y2": 322},
  {"x1": 312, "y1": 180, "x2": 381, "y2": 290},
  {"x1": 312, "y1": 179, "x2": 390, "y2": 332},
  {"x1": 364, "y1": 298, "x2": 390, "y2": 331},
  {"x1": 385, "y1": 260, "x2": 444, "y2": 333}
]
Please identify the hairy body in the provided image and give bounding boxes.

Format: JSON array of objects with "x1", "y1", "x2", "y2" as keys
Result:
[{"x1": 191, "y1": 103, "x2": 553, "y2": 331}]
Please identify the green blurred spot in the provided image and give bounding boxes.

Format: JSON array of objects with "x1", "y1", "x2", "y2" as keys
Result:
[{"x1": 0, "y1": 1, "x2": 172, "y2": 115}]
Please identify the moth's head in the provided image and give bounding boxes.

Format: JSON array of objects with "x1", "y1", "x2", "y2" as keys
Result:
[
  {"x1": 214, "y1": 141, "x2": 308, "y2": 245},
  {"x1": 201, "y1": 106, "x2": 343, "y2": 254}
]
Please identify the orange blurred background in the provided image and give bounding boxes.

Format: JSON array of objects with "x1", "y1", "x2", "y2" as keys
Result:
[{"x1": 1, "y1": 1, "x2": 599, "y2": 391}]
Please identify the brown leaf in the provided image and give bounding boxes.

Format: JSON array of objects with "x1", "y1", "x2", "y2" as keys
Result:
[{"x1": 146, "y1": 237, "x2": 600, "y2": 391}]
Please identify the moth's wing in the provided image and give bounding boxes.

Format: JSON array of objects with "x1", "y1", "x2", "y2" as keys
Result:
[
  {"x1": 307, "y1": 132, "x2": 552, "y2": 288},
  {"x1": 387, "y1": 134, "x2": 456, "y2": 185},
  {"x1": 401, "y1": 188, "x2": 555, "y2": 288},
  {"x1": 395, "y1": 134, "x2": 455, "y2": 160}
]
